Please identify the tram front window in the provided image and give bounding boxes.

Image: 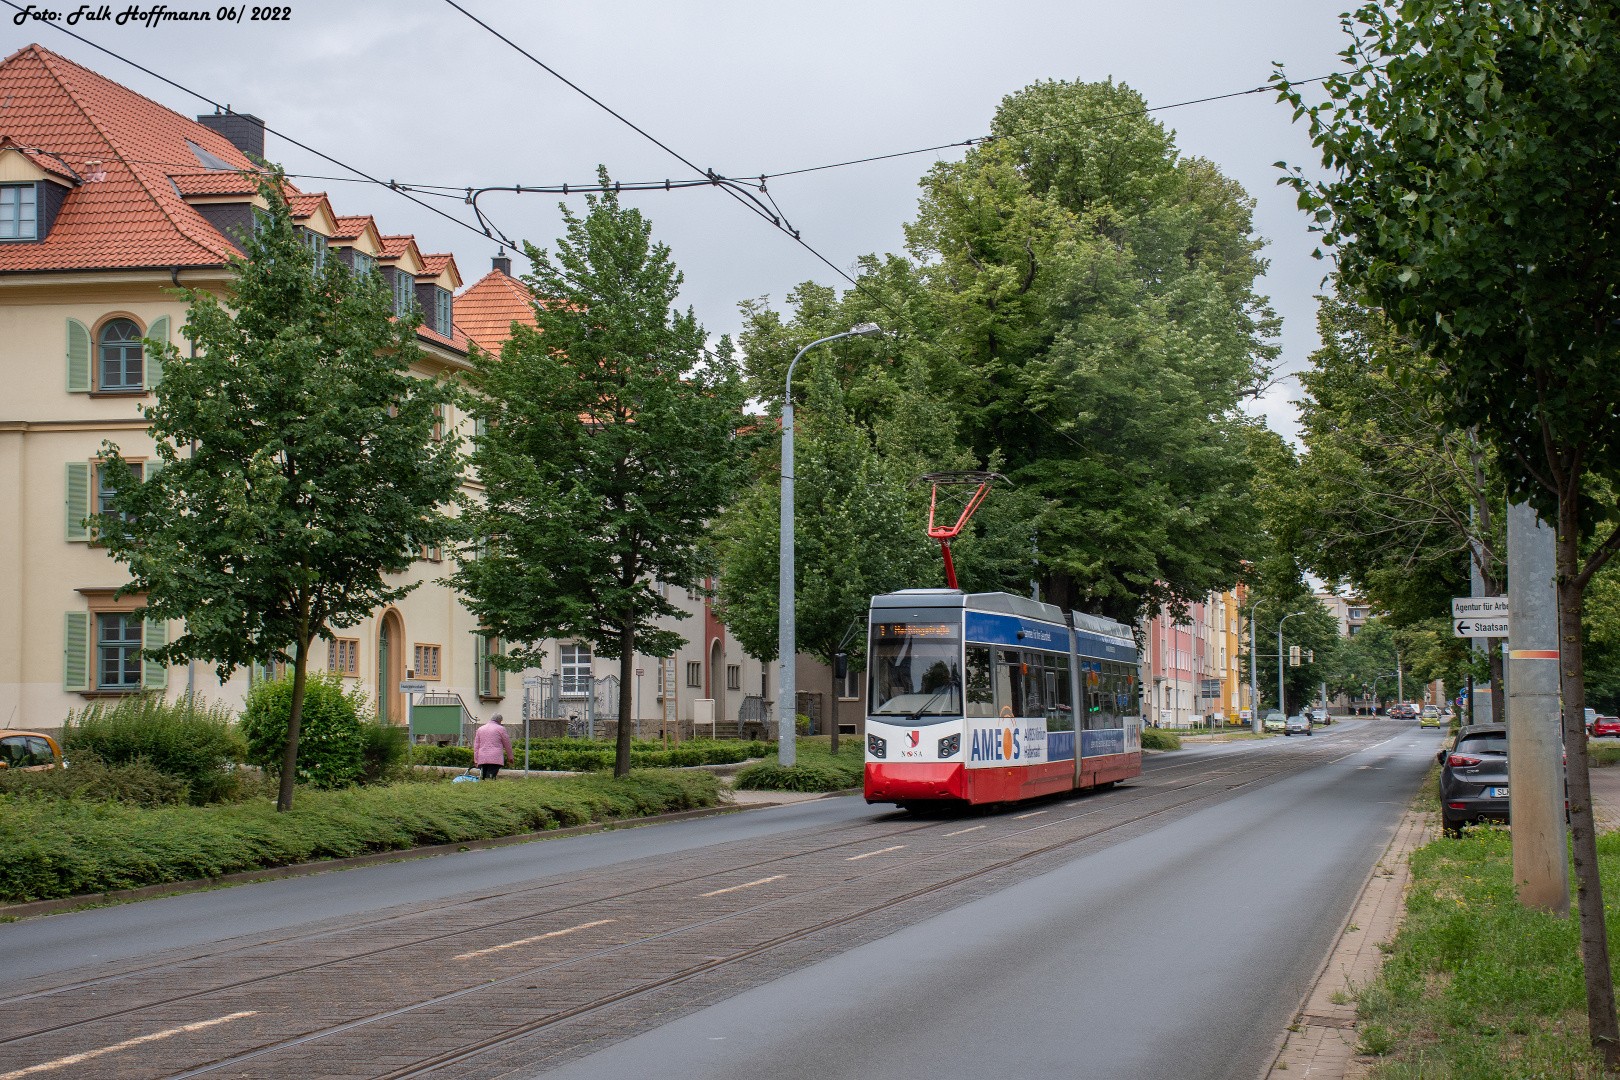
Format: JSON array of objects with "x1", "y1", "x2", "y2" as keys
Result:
[{"x1": 870, "y1": 622, "x2": 961, "y2": 722}]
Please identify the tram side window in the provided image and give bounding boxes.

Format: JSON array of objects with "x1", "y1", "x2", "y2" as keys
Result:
[
  {"x1": 965, "y1": 646, "x2": 996, "y2": 717},
  {"x1": 1046, "y1": 653, "x2": 1074, "y2": 730},
  {"x1": 995, "y1": 650, "x2": 1024, "y2": 718},
  {"x1": 1020, "y1": 653, "x2": 1046, "y2": 718}
]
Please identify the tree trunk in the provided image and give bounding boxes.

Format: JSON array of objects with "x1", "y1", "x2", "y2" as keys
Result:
[
  {"x1": 1557, "y1": 489, "x2": 1620, "y2": 1065},
  {"x1": 1489, "y1": 638, "x2": 1505, "y2": 726},
  {"x1": 276, "y1": 603, "x2": 311, "y2": 813},
  {"x1": 614, "y1": 618, "x2": 635, "y2": 778}
]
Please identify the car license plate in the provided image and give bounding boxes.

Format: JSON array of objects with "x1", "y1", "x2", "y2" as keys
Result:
[{"x1": 1489, "y1": 786, "x2": 1509, "y2": 798}]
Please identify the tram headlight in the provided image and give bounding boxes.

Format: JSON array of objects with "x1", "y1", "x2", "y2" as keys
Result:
[
  {"x1": 938, "y1": 733, "x2": 960, "y2": 759},
  {"x1": 867, "y1": 733, "x2": 887, "y2": 759}
]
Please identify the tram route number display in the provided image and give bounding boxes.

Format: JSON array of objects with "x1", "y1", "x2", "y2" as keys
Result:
[{"x1": 875, "y1": 622, "x2": 956, "y2": 638}]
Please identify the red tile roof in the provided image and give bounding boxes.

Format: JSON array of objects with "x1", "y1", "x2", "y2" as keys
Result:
[
  {"x1": 330, "y1": 214, "x2": 375, "y2": 241},
  {"x1": 0, "y1": 44, "x2": 257, "y2": 271},
  {"x1": 0, "y1": 136, "x2": 83, "y2": 182},
  {"x1": 285, "y1": 192, "x2": 330, "y2": 220},
  {"x1": 378, "y1": 234, "x2": 419, "y2": 261},
  {"x1": 454, "y1": 269, "x2": 537, "y2": 354},
  {"x1": 416, "y1": 322, "x2": 471, "y2": 355},
  {"x1": 420, "y1": 253, "x2": 452, "y2": 275},
  {"x1": 168, "y1": 170, "x2": 257, "y2": 196}
]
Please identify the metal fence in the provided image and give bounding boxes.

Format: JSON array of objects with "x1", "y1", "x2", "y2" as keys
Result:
[{"x1": 523, "y1": 674, "x2": 620, "y2": 739}]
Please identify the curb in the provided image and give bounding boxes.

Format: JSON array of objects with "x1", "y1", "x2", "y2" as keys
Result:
[{"x1": 0, "y1": 802, "x2": 774, "y2": 922}]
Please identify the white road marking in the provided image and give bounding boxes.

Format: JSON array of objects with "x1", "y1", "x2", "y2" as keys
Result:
[
  {"x1": 846, "y1": 845, "x2": 907, "y2": 861},
  {"x1": 945, "y1": 825, "x2": 986, "y2": 837},
  {"x1": 700, "y1": 874, "x2": 787, "y2": 897},
  {"x1": 1014, "y1": 810, "x2": 1048, "y2": 819},
  {"x1": 0, "y1": 1011, "x2": 257, "y2": 1079},
  {"x1": 452, "y1": 919, "x2": 615, "y2": 960}
]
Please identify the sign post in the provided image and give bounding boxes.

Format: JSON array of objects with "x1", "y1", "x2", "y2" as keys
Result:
[
  {"x1": 399, "y1": 680, "x2": 427, "y2": 747},
  {"x1": 1451, "y1": 596, "x2": 1510, "y2": 639}
]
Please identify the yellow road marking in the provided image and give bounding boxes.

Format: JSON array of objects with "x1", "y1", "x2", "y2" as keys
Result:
[
  {"x1": 846, "y1": 845, "x2": 907, "y2": 861},
  {"x1": 700, "y1": 874, "x2": 787, "y2": 897},
  {"x1": 0, "y1": 1011, "x2": 257, "y2": 1079},
  {"x1": 452, "y1": 919, "x2": 615, "y2": 960}
]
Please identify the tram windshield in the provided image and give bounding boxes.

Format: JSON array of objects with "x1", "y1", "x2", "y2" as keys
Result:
[{"x1": 869, "y1": 622, "x2": 962, "y2": 719}]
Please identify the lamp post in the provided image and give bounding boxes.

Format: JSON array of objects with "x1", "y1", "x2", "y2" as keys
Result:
[
  {"x1": 779, "y1": 323, "x2": 883, "y2": 767},
  {"x1": 1248, "y1": 597, "x2": 1275, "y2": 733},
  {"x1": 1277, "y1": 610, "x2": 1309, "y2": 718},
  {"x1": 1373, "y1": 672, "x2": 1398, "y2": 714}
]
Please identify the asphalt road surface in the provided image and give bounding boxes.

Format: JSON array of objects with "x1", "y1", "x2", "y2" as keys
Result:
[{"x1": 0, "y1": 718, "x2": 1438, "y2": 1080}]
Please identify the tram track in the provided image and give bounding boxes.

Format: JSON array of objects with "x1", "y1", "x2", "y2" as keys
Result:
[{"x1": 0, "y1": 725, "x2": 1396, "y2": 1080}]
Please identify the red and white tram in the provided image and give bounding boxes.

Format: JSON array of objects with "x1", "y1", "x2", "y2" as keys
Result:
[{"x1": 863, "y1": 589, "x2": 1142, "y2": 808}]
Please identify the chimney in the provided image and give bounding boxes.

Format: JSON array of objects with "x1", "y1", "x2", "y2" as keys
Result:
[
  {"x1": 196, "y1": 110, "x2": 265, "y2": 161},
  {"x1": 492, "y1": 252, "x2": 512, "y2": 276}
]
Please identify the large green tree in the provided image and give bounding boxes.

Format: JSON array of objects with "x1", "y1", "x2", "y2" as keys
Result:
[
  {"x1": 453, "y1": 176, "x2": 755, "y2": 778},
  {"x1": 739, "y1": 80, "x2": 1277, "y2": 626},
  {"x1": 716, "y1": 362, "x2": 936, "y2": 750},
  {"x1": 99, "y1": 174, "x2": 460, "y2": 812},
  {"x1": 1276, "y1": 0, "x2": 1620, "y2": 1056}
]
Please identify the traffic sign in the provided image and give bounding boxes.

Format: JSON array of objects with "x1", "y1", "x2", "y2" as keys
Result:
[
  {"x1": 522, "y1": 676, "x2": 543, "y2": 688},
  {"x1": 399, "y1": 680, "x2": 427, "y2": 693},
  {"x1": 1451, "y1": 596, "x2": 1510, "y2": 638},
  {"x1": 636, "y1": 668, "x2": 645, "y2": 676}
]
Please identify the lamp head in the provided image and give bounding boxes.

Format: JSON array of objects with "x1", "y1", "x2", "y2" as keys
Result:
[{"x1": 849, "y1": 322, "x2": 883, "y2": 337}]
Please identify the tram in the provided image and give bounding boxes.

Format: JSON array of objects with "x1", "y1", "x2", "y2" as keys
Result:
[{"x1": 862, "y1": 588, "x2": 1143, "y2": 807}]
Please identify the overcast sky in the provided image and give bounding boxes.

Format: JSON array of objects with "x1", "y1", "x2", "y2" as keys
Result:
[{"x1": 20, "y1": 0, "x2": 1350, "y2": 439}]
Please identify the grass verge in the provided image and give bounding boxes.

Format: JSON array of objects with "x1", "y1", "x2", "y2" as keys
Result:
[
  {"x1": 0, "y1": 770, "x2": 719, "y2": 904},
  {"x1": 410, "y1": 738, "x2": 768, "y2": 771},
  {"x1": 734, "y1": 735, "x2": 864, "y2": 792},
  {"x1": 1353, "y1": 815, "x2": 1620, "y2": 1076}
]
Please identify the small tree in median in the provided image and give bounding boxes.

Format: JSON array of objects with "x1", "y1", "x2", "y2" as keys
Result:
[
  {"x1": 98, "y1": 173, "x2": 460, "y2": 812},
  {"x1": 453, "y1": 174, "x2": 755, "y2": 779}
]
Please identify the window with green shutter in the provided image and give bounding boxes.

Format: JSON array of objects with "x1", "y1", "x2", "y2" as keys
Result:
[
  {"x1": 436, "y1": 287, "x2": 453, "y2": 336},
  {"x1": 393, "y1": 270, "x2": 415, "y2": 316},
  {"x1": 64, "y1": 461, "x2": 91, "y2": 542},
  {"x1": 143, "y1": 617, "x2": 168, "y2": 689},
  {"x1": 66, "y1": 318, "x2": 91, "y2": 393},
  {"x1": 144, "y1": 315, "x2": 169, "y2": 390},
  {"x1": 63, "y1": 612, "x2": 91, "y2": 692}
]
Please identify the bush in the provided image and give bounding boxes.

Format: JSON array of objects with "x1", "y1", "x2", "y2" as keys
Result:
[
  {"x1": 360, "y1": 722, "x2": 410, "y2": 783},
  {"x1": 411, "y1": 744, "x2": 474, "y2": 768},
  {"x1": 503, "y1": 739, "x2": 768, "y2": 772},
  {"x1": 0, "y1": 770, "x2": 721, "y2": 903},
  {"x1": 61, "y1": 694, "x2": 244, "y2": 804},
  {"x1": 734, "y1": 737, "x2": 863, "y2": 792},
  {"x1": 240, "y1": 672, "x2": 369, "y2": 789},
  {"x1": 1140, "y1": 728, "x2": 1181, "y2": 751},
  {"x1": 0, "y1": 755, "x2": 190, "y2": 807}
]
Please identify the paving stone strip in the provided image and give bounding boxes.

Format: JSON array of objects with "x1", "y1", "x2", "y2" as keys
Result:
[{"x1": 0, "y1": 727, "x2": 1391, "y2": 1080}]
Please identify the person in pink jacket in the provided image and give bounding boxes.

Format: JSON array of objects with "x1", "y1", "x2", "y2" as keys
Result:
[{"x1": 472, "y1": 714, "x2": 514, "y2": 780}]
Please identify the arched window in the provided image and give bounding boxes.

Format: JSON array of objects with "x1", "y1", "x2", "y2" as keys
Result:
[{"x1": 99, "y1": 318, "x2": 143, "y2": 391}]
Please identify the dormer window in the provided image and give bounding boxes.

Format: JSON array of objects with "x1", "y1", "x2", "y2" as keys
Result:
[
  {"x1": 350, "y1": 250, "x2": 375, "y2": 277},
  {"x1": 300, "y1": 227, "x2": 327, "y2": 272},
  {"x1": 392, "y1": 270, "x2": 415, "y2": 316},
  {"x1": 435, "y1": 287, "x2": 453, "y2": 336},
  {"x1": 0, "y1": 184, "x2": 37, "y2": 241}
]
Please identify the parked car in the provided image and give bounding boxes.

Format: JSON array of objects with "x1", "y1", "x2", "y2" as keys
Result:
[
  {"x1": 0, "y1": 731, "x2": 63, "y2": 771},
  {"x1": 1263, "y1": 711, "x2": 1286, "y2": 732},
  {"x1": 1438, "y1": 724, "x2": 1510, "y2": 836},
  {"x1": 1308, "y1": 708, "x2": 1329, "y2": 724},
  {"x1": 1284, "y1": 714, "x2": 1314, "y2": 736},
  {"x1": 1590, "y1": 716, "x2": 1620, "y2": 738},
  {"x1": 1419, "y1": 705, "x2": 1445, "y2": 729},
  {"x1": 1388, "y1": 703, "x2": 1419, "y2": 720}
]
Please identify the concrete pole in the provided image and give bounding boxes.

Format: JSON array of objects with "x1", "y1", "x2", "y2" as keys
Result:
[
  {"x1": 778, "y1": 325, "x2": 882, "y2": 767},
  {"x1": 1471, "y1": 512, "x2": 1492, "y2": 724},
  {"x1": 1249, "y1": 598, "x2": 1272, "y2": 734},
  {"x1": 1508, "y1": 500, "x2": 1569, "y2": 914}
]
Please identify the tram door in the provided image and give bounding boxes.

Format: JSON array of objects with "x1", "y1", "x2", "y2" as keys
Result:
[{"x1": 994, "y1": 651, "x2": 1023, "y2": 721}]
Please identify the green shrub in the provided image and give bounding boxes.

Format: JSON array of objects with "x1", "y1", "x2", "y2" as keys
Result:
[
  {"x1": 0, "y1": 770, "x2": 720, "y2": 903},
  {"x1": 732, "y1": 761, "x2": 853, "y2": 792},
  {"x1": 411, "y1": 744, "x2": 474, "y2": 768},
  {"x1": 503, "y1": 739, "x2": 768, "y2": 772},
  {"x1": 360, "y1": 722, "x2": 410, "y2": 783},
  {"x1": 1140, "y1": 728, "x2": 1181, "y2": 751},
  {"x1": 61, "y1": 694, "x2": 244, "y2": 804},
  {"x1": 0, "y1": 755, "x2": 190, "y2": 807},
  {"x1": 240, "y1": 672, "x2": 369, "y2": 789}
]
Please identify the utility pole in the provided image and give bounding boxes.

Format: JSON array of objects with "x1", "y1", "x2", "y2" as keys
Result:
[
  {"x1": 1470, "y1": 507, "x2": 1492, "y2": 724},
  {"x1": 1278, "y1": 611, "x2": 1308, "y2": 718},
  {"x1": 1508, "y1": 500, "x2": 1569, "y2": 914},
  {"x1": 1248, "y1": 598, "x2": 1274, "y2": 734}
]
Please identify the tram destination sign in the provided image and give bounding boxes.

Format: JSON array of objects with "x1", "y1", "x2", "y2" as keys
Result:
[{"x1": 1451, "y1": 596, "x2": 1510, "y2": 638}]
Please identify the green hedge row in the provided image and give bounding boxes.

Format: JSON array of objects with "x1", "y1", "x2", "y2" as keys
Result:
[
  {"x1": 411, "y1": 739, "x2": 769, "y2": 772},
  {"x1": 0, "y1": 771, "x2": 720, "y2": 904}
]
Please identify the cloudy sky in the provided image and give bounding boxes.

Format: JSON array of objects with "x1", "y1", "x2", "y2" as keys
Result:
[{"x1": 17, "y1": 0, "x2": 1351, "y2": 438}]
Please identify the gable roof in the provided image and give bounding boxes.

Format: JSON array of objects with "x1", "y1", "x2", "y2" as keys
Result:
[
  {"x1": 454, "y1": 269, "x2": 537, "y2": 354},
  {"x1": 0, "y1": 44, "x2": 260, "y2": 272}
]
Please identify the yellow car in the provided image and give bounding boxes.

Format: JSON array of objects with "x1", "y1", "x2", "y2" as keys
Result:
[
  {"x1": 1419, "y1": 707, "x2": 1445, "y2": 729},
  {"x1": 0, "y1": 730, "x2": 64, "y2": 771}
]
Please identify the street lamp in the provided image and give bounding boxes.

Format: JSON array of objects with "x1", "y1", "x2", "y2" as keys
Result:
[
  {"x1": 1277, "y1": 611, "x2": 1309, "y2": 719},
  {"x1": 779, "y1": 323, "x2": 883, "y2": 767},
  {"x1": 1373, "y1": 671, "x2": 1398, "y2": 714},
  {"x1": 1248, "y1": 597, "x2": 1276, "y2": 734}
]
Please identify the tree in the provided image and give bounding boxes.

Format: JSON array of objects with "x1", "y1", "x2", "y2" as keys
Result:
[
  {"x1": 739, "y1": 80, "x2": 1278, "y2": 626},
  {"x1": 716, "y1": 360, "x2": 936, "y2": 751},
  {"x1": 1276, "y1": 0, "x2": 1620, "y2": 1057},
  {"x1": 1270, "y1": 282, "x2": 1508, "y2": 719},
  {"x1": 453, "y1": 175, "x2": 754, "y2": 778},
  {"x1": 99, "y1": 173, "x2": 460, "y2": 812}
]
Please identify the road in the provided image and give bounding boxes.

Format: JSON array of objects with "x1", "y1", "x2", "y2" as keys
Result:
[{"x1": 0, "y1": 718, "x2": 1438, "y2": 1080}]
